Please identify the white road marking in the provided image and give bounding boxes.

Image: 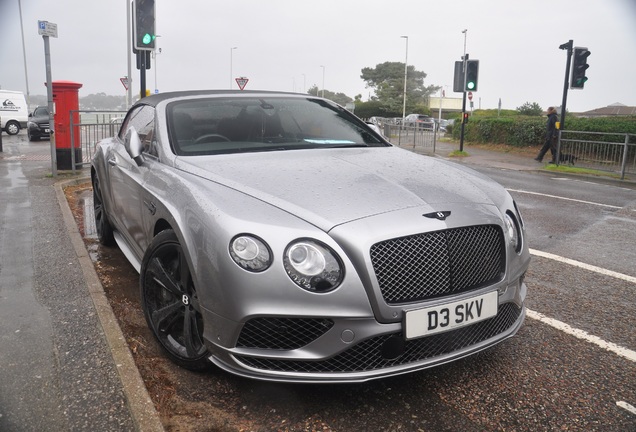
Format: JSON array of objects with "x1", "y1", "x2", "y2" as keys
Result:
[
  {"x1": 526, "y1": 309, "x2": 636, "y2": 363},
  {"x1": 529, "y1": 249, "x2": 636, "y2": 284},
  {"x1": 527, "y1": 249, "x2": 636, "y2": 363},
  {"x1": 617, "y1": 401, "x2": 636, "y2": 416},
  {"x1": 507, "y1": 188, "x2": 622, "y2": 209}
]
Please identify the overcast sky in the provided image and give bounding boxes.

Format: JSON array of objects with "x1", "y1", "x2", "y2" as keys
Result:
[{"x1": 1, "y1": 0, "x2": 635, "y2": 112}]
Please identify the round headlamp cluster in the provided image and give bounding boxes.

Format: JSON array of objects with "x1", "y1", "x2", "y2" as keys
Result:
[
  {"x1": 504, "y1": 211, "x2": 523, "y2": 254},
  {"x1": 229, "y1": 235, "x2": 344, "y2": 292},
  {"x1": 284, "y1": 240, "x2": 344, "y2": 292},
  {"x1": 229, "y1": 235, "x2": 272, "y2": 272}
]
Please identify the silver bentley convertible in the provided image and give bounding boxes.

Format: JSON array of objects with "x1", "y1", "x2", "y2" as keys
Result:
[{"x1": 91, "y1": 90, "x2": 530, "y2": 383}]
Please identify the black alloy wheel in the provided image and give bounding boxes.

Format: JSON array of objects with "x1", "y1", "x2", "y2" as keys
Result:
[
  {"x1": 92, "y1": 174, "x2": 115, "y2": 246},
  {"x1": 140, "y1": 229, "x2": 210, "y2": 371}
]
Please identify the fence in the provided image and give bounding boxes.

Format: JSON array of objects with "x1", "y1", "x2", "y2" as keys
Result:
[
  {"x1": 70, "y1": 110, "x2": 126, "y2": 168},
  {"x1": 557, "y1": 130, "x2": 636, "y2": 180},
  {"x1": 371, "y1": 118, "x2": 439, "y2": 153}
]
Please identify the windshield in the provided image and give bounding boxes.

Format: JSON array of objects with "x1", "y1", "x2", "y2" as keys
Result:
[{"x1": 167, "y1": 97, "x2": 388, "y2": 156}]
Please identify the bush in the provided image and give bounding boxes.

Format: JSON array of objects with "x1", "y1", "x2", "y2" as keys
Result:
[{"x1": 452, "y1": 115, "x2": 636, "y2": 147}]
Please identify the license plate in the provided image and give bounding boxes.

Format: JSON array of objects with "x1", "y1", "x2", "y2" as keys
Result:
[{"x1": 405, "y1": 291, "x2": 498, "y2": 339}]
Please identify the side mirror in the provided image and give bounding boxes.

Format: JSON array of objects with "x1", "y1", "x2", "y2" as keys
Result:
[{"x1": 124, "y1": 127, "x2": 145, "y2": 166}]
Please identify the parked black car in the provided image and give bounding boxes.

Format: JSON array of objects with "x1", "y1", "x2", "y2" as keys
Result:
[{"x1": 27, "y1": 106, "x2": 50, "y2": 141}]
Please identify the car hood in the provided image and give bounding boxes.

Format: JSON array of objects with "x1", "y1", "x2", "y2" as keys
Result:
[{"x1": 174, "y1": 147, "x2": 508, "y2": 231}]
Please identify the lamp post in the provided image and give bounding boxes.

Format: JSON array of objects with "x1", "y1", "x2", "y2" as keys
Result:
[
  {"x1": 230, "y1": 46, "x2": 237, "y2": 89},
  {"x1": 320, "y1": 65, "x2": 325, "y2": 97},
  {"x1": 152, "y1": 47, "x2": 162, "y2": 94},
  {"x1": 401, "y1": 36, "x2": 408, "y2": 123}
]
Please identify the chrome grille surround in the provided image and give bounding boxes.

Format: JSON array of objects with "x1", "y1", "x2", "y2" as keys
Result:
[
  {"x1": 234, "y1": 302, "x2": 521, "y2": 373},
  {"x1": 236, "y1": 317, "x2": 334, "y2": 350},
  {"x1": 370, "y1": 225, "x2": 505, "y2": 304}
]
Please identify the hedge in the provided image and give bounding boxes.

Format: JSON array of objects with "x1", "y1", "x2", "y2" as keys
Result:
[{"x1": 452, "y1": 115, "x2": 636, "y2": 147}]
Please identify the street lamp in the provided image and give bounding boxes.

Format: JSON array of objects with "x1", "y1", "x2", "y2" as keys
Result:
[
  {"x1": 152, "y1": 47, "x2": 162, "y2": 94},
  {"x1": 401, "y1": 36, "x2": 408, "y2": 123},
  {"x1": 320, "y1": 65, "x2": 325, "y2": 97},
  {"x1": 230, "y1": 46, "x2": 237, "y2": 89}
]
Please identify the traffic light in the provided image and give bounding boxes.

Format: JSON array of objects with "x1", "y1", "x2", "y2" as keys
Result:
[
  {"x1": 571, "y1": 47, "x2": 590, "y2": 89},
  {"x1": 465, "y1": 60, "x2": 479, "y2": 91},
  {"x1": 462, "y1": 112, "x2": 469, "y2": 124},
  {"x1": 134, "y1": 0, "x2": 156, "y2": 51}
]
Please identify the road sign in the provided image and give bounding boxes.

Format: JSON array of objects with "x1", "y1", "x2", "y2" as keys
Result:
[
  {"x1": 468, "y1": 91, "x2": 473, "y2": 101},
  {"x1": 38, "y1": 21, "x2": 58, "y2": 38},
  {"x1": 120, "y1": 77, "x2": 129, "y2": 90},
  {"x1": 235, "y1": 77, "x2": 249, "y2": 90}
]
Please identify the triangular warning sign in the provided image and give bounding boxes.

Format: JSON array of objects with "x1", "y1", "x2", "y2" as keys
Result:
[{"x1": 235, "y1": 77, "x2": 249, "y2": 90}]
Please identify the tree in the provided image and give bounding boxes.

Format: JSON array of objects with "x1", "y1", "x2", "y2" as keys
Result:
[
  {"x1": 516, "y1": 102, "x2": 543, "y2": 116},
  {"x1": 306, "y1": 85, "x2": 353, "y2": 106},
  {"x1": 360, "y1": 62, "x2": 439, "y2": 114}
]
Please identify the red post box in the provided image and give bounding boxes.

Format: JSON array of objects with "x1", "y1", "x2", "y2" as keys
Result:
[{"x1": 51, "y1": 80, "x2": 83, "y2": 170}]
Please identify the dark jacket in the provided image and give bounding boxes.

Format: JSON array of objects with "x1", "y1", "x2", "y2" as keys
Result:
[{"x1": 545, "y1": 112, "x2": 558, "y2": 140}]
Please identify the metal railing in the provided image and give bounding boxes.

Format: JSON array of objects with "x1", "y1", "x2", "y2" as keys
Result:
[
  {"x1": 70, "y1": 110, "x2": 126, "y2": 169},
  {"x1": 557, "y1": 130, "x2": 636, "y2": 180},
  {"x1": 370, "y1": 118, "x2": 439, "y2": 153}
]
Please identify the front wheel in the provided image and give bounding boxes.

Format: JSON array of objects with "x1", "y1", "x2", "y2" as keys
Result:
[
  {"x1": 140, "y1": 229, "x2": 210, "y2": 371},
  {"x1": 92, "y1": 174, "x2": 115, "y2": 246},
  {"x1": 5, "y1": 121, "x2": 20, "y2": 135}
]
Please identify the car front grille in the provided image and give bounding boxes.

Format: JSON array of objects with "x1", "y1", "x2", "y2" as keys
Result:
[
  {"x1": 370, "y1": 225, "x2": 505, "y2": 304},
  {"x1": 236, "y1": 317, "x2": 334, "y2": 350},
  {"x1": 234, "y1": 302, "x2": 521, "y2": 373}
]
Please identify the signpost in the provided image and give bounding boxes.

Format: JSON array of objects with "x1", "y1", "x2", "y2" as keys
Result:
[{"x1": 39, "y1": 20, "x2": 58, "y2": 176}]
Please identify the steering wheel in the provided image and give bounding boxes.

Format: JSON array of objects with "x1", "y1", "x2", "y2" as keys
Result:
[{"x1": 194, "y1": 134, "x2": 230, "y2": 144}]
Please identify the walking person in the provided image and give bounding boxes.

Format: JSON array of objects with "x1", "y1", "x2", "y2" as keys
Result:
[{"x1": 534, "y1": 106, "x2": 559, "y2": 163}]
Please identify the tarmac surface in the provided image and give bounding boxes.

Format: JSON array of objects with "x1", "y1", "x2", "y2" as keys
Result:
[{"x1": 0, "y1": 131, "x2": 627, "y2": 431}]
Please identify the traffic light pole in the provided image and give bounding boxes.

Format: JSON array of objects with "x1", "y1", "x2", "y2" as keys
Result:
[
  {"x1": 558, "y1": 40, "x2": 573, "y2": 130},
  {"x1": 139, "y1": 51, "x2": 147, "y2": 99},
  {"x1": 459, "y1": 54, "x2": 468, "y2": 152}
]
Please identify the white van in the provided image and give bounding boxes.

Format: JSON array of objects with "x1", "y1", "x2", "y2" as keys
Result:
[{"x1": 0, "y1": 90, "x2": 29, "y2": 135}]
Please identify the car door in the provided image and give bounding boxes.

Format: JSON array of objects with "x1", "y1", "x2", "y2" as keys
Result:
[{"x1": 106, "y1": 104, "x2": 156, "y2": 260}]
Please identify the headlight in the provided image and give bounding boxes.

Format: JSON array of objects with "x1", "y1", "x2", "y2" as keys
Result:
[
  {"x1": 27, "y1": 121, "x2": 36, "y2": 128},
  {"x1": 284, "y1": 240, "x2": 344, "y2": 292},
  {"x1": 229, "y1": 235, "x2": 272, "y2": 272},
  {"x1": 504, "y1": 211, "x2": 522, "y2": 254}
]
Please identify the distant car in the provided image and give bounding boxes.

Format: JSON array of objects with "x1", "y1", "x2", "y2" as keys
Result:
[
  {"x1": 27, "y1": 106, "x2": 50, "y2": 141},
  {"x1": 404, "y1": 114, "x2": 434, "y2": 129},
  {"x1": 91, "y1": 90, "x2": 530, "y2": 383}
]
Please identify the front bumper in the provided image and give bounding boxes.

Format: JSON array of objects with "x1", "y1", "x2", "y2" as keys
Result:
[{"x1": 201, "y1": 276, "x2": 527, "y2": 383}]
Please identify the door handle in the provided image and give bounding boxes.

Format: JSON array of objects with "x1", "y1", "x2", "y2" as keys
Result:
[{"x1": 107, "y1": 157, "x2": 117, "y2": 166}]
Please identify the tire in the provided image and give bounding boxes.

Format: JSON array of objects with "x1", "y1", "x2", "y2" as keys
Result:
[
  {"x1": 5, "y1": 121, "x2": 20, "y2": 135},
  {"x1": 28, "y1": 131, "x2": 39, "y2": 142},
  {"x1": 92, "y1": 174, "x2": 115, "y2": 246},
  {"x1": 140, "y1": 229, "x2": 210, "y2": 371}
]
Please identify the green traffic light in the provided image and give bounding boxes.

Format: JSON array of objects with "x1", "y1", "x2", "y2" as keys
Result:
[
  {"x1": 467, "y1": 81, "x2": 475, "y2": 90},
  {"x1": 142, "y1": 33, "x2": 155, "y2": 45}
]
